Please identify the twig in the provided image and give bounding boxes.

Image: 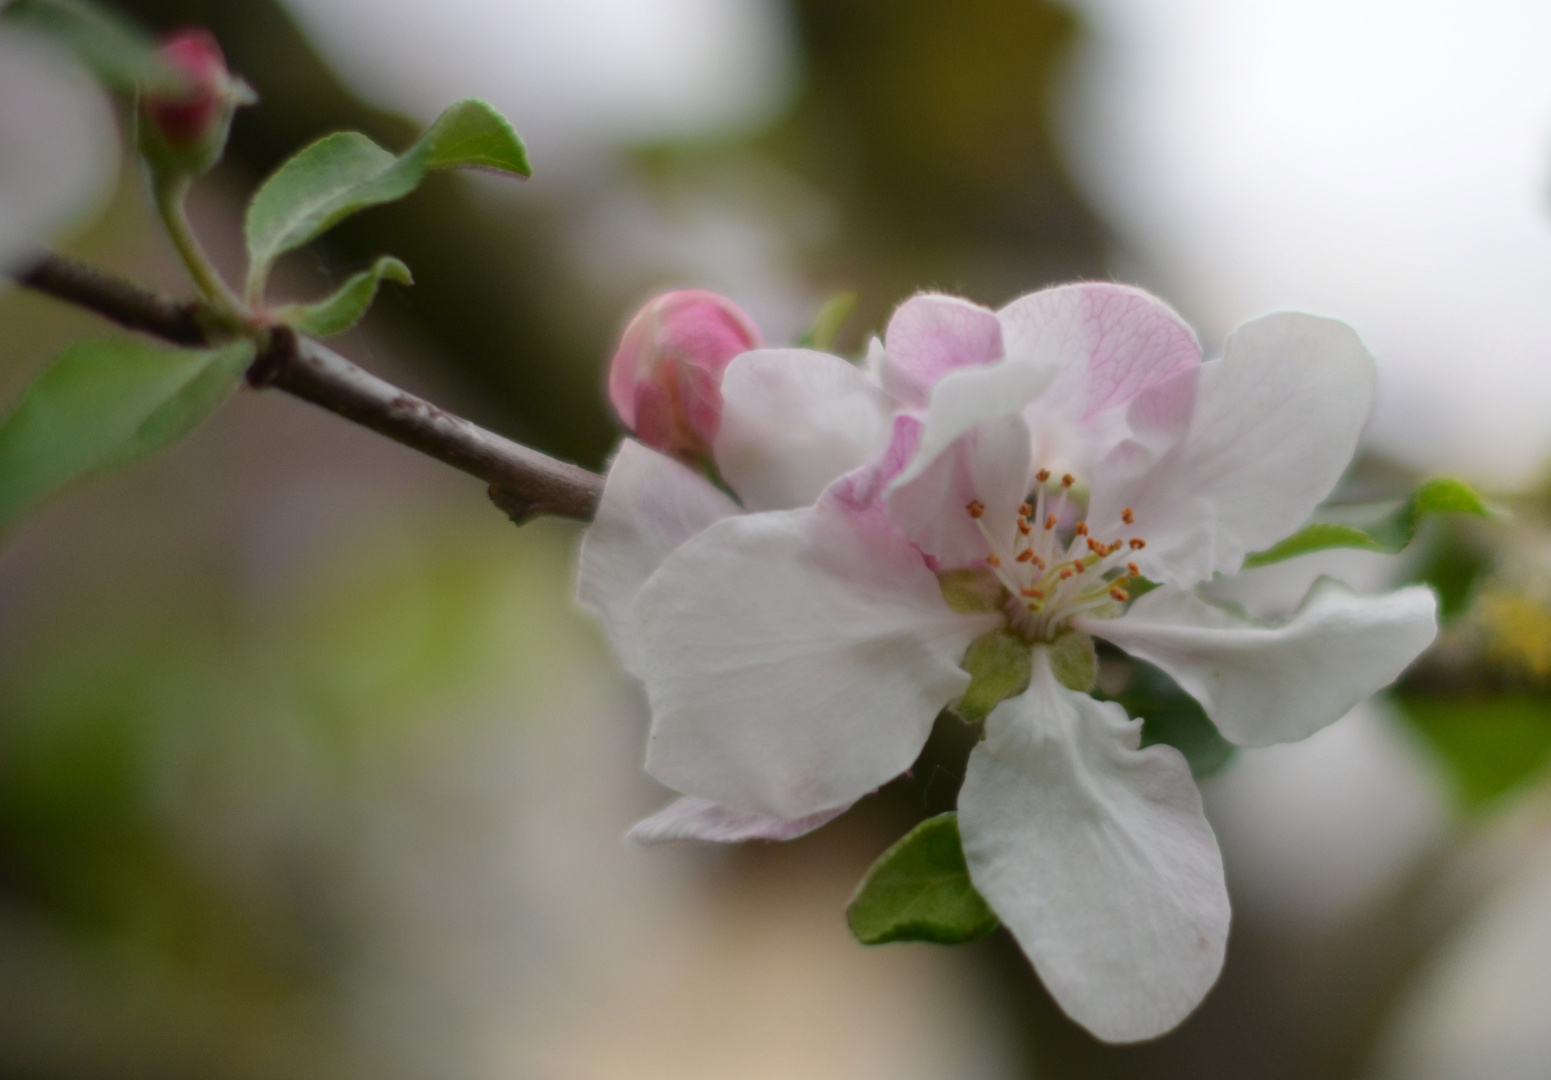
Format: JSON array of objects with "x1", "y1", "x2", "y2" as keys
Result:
[{"x1": 11, "y1": 252, "x2": 603, "y2": 523}]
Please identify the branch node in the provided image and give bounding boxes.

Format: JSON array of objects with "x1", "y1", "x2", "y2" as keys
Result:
[{"x1": 246, "y1": 324, "x2": 295, "y2": 388}]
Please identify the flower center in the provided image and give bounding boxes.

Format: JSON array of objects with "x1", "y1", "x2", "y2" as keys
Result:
[{"x1": 965, "y1": 469, "x2": 1146, "y2": 643}]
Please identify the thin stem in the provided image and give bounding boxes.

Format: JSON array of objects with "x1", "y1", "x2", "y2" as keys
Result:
[
  {"x1": 11, "y1": 252, "x2": 603, "y2": 524},
  {"x1": 152, "y1": 177, "x2": 248, "y2": 327}
]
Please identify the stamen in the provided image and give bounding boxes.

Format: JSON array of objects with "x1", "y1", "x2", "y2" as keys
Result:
[
  {"x1": 966, "y1": 500, "x2": 985, "y2": 519},
  {"x1": 1018, "y1": 520, "x2": 1032, "y2": 536},
  {"x1": 1122, "y1": 507, "x2": 1135, "y2": 524},
  {"x1": 1020, "y1": 586, "x2": 1045, "y2": 599},
  {"x1": 987, "y1": 553, "x2": 1001, "y2": 567},
  {"x1": 1086, "y1": 537, "x2": 1106, "y2": 555},
  {"x1": 1061, "y1": 474, "x2": 1075, "y2": 489},
  {"x1": 1035, "y1": 469, "x2": 1051, "y2": 483},
  {"x1": 1129, "y1": 538, "x2": 1147, "y2": 550},
  {"x1": 1059, "y1": 568, "x2": 1074, "y2": 579},
  {"x1": 1109, "y1": 588, "x2": 1130, "y2": 602},
  {"x1": 1016, "y1": 549, "x2": 1036, "y2": 563},
  {"x1": 1127, "y1": 562, "x2": 1140, "y2": 576},
  {"x1": 1075, "y1": 522, "x2": 1089, "y2": 537},
  {"x1": 1020, "y1": 502, "x2": 1034, "y2": 519},
  {"x1": 1044, "y1": 514, "x2": 1058, "y2": 531}
]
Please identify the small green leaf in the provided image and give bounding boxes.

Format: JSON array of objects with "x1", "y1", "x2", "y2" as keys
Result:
[
  {"x1": 1048, "y1": 630, "x2": 1097, "y2": 692},
  {"x1": 1396, "y1": 693, "x2": 1551, "y2": 810},
  {"x1": 277, "y1": 255, "x2": 412, "y2": 337},
  {"x1": 798, "y1": 291, "x2": 858, "y2": 352},
  {"x1": 1101, "y1": 656, "x2": 1236, "y2": 778},
  {"x1": 937, "y1": 567, "x2": 1005, "y2": 614},
  {"x1": 244, "y1": 100, "x2": 529, "y2": 297},
  {"x1": 4, "y1": 0, "x2": 178, "y2": 93},
  {"x1": 955, "y1": 629, "x2": 1031, "y2": 724},
  {"x1": 847, "y1": 813, "x2": 999, "y2": 946},
  {"x1": 0, "y1": 336, "x2": 255, "y2": 528},
  {"x1": 1245, "y1": 475, "x2": 1494, "y2": 569}
]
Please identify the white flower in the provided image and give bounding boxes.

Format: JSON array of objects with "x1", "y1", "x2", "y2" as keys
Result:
[
  {"x1": 580, "y1": 283, "x2": 1439, "y2": 1043},
  {"x1": 0, "y1": 28, "x2": 117, "y2": 272}
]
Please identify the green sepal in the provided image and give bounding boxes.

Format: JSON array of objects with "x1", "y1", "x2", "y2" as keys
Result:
[
  {"x1": 847, "y1": 813, "x2": 999, "y2": 946},
  {"x1": 954, "y1": 629, "x2": 1031, "y2": 724},
  {"x1": 276, "y1": 256, "x2": 412, "y2": 337},
  {"x1": 1100, "y1": 656, "x2": 1235, "y2": 778},
  {"x1": 1244, "y1": 476, "x2": 1494, "y2": 569},
  {"x1": 1048, "y1": 630, "x2": 1097, "y2": 692},
  {"x1": 4, "y1": 0, "x2": 178, "y2": 94},
  {"x1": 798, "y1": 291, "x2": 858, "y2": 352},
  {"x1": 244, "y1": 99, "x2": 530, "y2": 298},
  {"x1": 0, "y1": 336, "x2": 255, "y2": 529},
  {"x1": 937, "y1": 567, "x2": 1006, "y2": 614}
]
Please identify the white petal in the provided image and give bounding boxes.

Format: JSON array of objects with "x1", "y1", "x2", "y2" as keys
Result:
[
  {"x1": 714, "y1": 348, "x2": 893, "y2": 512},
  {"x1": 636, "y1": 504, "x2": 996, "y2": 819},
  {"x1": 577, "y1": 439, "x2": 739, "y2": 674},
  {"x1": 1089, "y1": 313, "x2": 1377, "y2": 587},
  {"x1": 0, "y1": 31, "x2": 117, "y2": 270},
  {"x1": 885, "y1": 413, "x2": 1033, "y2": 569},
  {"x1": 1081, "y1": 580, "x2": 1438, "y2": 747},
  {"x1": 626, "y1": 795, "x2": 852, "y2": 846},
  {"x1": 958, "y1": 648, "x2": 1228, "y2": 1043},
  {"x1": 891, "y1": 358, "x2": 1055, "y2": 489},
  {"x1": 879, "y1": 293, "x2": 1004, "y2": 407}
]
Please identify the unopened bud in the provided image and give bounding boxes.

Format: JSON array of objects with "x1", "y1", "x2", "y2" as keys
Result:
[
  {"x1": 607, "y1": 290, "x2": 762, "y2": 462},
  {"x1": 137, "y1": 29, "x2": 255, "y2": 180}
]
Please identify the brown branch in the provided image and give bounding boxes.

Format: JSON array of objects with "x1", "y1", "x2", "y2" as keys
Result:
[{"x1": 11, "y1": 252, "x2": 602, "y2": 523}]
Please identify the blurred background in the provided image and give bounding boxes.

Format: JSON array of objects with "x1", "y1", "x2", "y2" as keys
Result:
[{"x1": 3, "y1": 0, "x2": 1551, "y2": 1076}]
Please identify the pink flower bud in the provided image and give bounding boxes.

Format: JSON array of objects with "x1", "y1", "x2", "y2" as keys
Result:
[
  {"x1": 607, "y1": 290, "x2": 762, "y2": 461},
  {"x1": 137, "y1": 29, "x2": 255, "y2": 178}
]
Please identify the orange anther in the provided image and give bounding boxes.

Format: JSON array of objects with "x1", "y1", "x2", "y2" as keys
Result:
[
  {"x1": 1020, "y1": 502, "x2": 1034, "y2": 518},
  {"x1": 1122, "y1": 507, "x2": 1135, "y2": 524},
  {"x1": 1030, "y1": 554, "x2": 1046, "y2": 569},
  {"x1": 1059, "y1": 568, "x2": 1074, "y2": 580},
  {"x1": 1018, "y1": 520, "x2": 1032, "y2": 536},
  {"x1": 1110, "y1": 588, "x2": 1130, "y2": 603},
  {"x1": 966, "y1": 500, "x2": 985, "y2": 519},
  {"x1": 1035, "y1": 469, "x2": 1051, "y2": 483},
  {"x1": 1072, "y1": 561, "x2": 1085, "y2": 575},
  {"x1": 1061, "y1": 473, "x2": 1075, "y2": 488},
  {"x1": 1044, "y1": 514, "x2": 1058, "y2": 530},
  {"x1": 1129, "y1": 538, "x2": 1147, "y2": 550},
  {"x1": 1086, "y1": 537, "x2": 1105, "y2": 554},
  {"x1": 1109, "y1": 541, "x2": 1125, "y2": 555},
  {"x1": 986, "y1": 553, "x2": 1001, "y2": 567},
  {"x1": 1127, "y1": 562, "x2": 1141, "y2": 576},
  {"x1": 1016, "y1": 549, "x2": 1035, "y2": 563},
  {"x1": 1020, "y1": 586, "x2": 1045, "y2": 599},
  {"x1": 1075, "y1": 522, "x2": 1089, "y2": 536}
]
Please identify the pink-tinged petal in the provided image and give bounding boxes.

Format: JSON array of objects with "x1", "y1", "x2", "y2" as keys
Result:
[
  {"x1": 885, "y1": 414, "x2": 1033, "y2": 569},
  {"x1": 958, "y1": 648, "x2": 1229, "y2": 1044},
  {"x1": 999, "y1": 282, "x2": 1200, "y2": 422},
  {"x1": 635, "y1": 503, "x2": 997, "y2": 820},
  {"x1": 1081, "y1": 580, "x2": 1438, "y2": 747},
  {"x1": 825, "y1": 413, "x2": 922, "y2": 513},
  {"x1": 892, "y1": 357, "x2": 1058, "y2": 490},
  {"x1": 626, "y1": 796, "x2": 852, "y2": 846},
  {"x1": 577, "y1": 439, "x2": 740, "y2": 675},
  {"x1": 714, "y1": 348, "x2": 893, "y2": 512},
  {"x1": 880, "y1": 294, "x2": 1004, "y2": 407},
  {"x1": 1088, "y1": 313, "x2": 1377, "y2": 587}
]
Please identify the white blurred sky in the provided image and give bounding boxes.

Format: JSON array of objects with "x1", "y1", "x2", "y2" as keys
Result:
[{"x1": 284, "y1": 0, "x2": 1551, "y2": 488}]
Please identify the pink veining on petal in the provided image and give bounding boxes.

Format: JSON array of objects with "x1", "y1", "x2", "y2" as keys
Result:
[
  {"x1": 823, "y1": 413, "x2": 923, "y2": 513},
  {"x1": 881, "y1": 294, "x2": 1004, "y2": 407},
  {"x1": 626, "y1": 795, "x2": 853, "y2": 846},
  {"x1": 999, "y1": 283, "x2": 1200, "y2": 421}
]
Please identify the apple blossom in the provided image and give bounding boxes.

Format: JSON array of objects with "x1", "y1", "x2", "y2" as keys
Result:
[
  {"x1": 580, "y1": 282, "x2": 1441, "y2": 1042},
  {"x1": 136, "y1": 28, "x2": 255, "y2": 180},
  {"x1": 0, "y1": 28, "x2": 117, "y2": 273},
  {"x1": 605, "y1": 289, "x2": 764, "y2": 464}
]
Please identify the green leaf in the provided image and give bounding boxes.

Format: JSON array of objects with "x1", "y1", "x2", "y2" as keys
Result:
[
  {"x1": 954, "y1": 629, "x2": 1031, "y2": 724},
  {"x1": 798, "y1": 291, "x2": 858, "y2": 352},
  {"x1": 847, "y1": 813, "x2": 999, "y2": 945},
  {"x1": 4, "y1": 0, "x2": 178, "y2": 94},
  {"x1": 243, "y1": 100, "x2": 530, "y2": 298},
  {"x1": 1101, "y1": 656, "x2": 1236, "y2": 778},
  {"x1": 1245, "y1": 475, "x2": 1494, "y2": 569},
  {"x1": 277, "y1": 255, "x2": 412, "y2": 337},
  {"x1": 1396, "y1": 693, "x2": 1551, "y2": 810},
  {"x1": 0, "y1": 336, "x2": 255, "y2": 528}
]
